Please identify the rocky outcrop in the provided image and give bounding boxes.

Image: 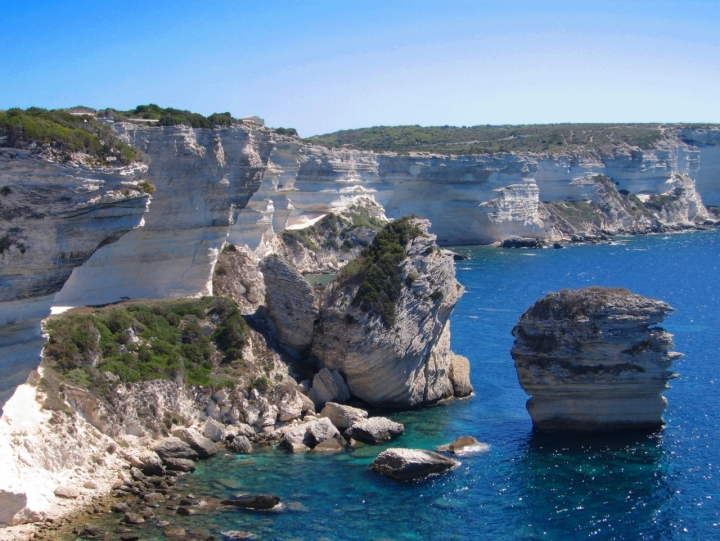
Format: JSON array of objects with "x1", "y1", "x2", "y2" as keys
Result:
[
  {"x1": 261, "y1": 255, "x2": 318, "y2": 357},
  {"x1": 311, "y1": 218, "x2": 464, "y2": 407},
  {"x1": 369, "y1": 448, "x2": 460, "y2": 481},
  {"x1": 449, "y1": 354, "x2": 473, "y2": 398},
  {"x1": 221, "y1": 494, "x2": 280, "y2": 510},
  {"x1": 511, "y1": 287, "x2": 682, "y2": 431},
  {"x1": 212, "y1": 245, "x2": 266, "y2": 315}
]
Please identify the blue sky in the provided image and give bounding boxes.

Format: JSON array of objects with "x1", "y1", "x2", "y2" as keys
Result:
[{"x1": 1, "y1": 0, "x2": 719, "y2": 135}]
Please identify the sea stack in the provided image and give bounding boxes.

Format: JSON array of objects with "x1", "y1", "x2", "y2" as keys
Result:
[{"x1": 511, "y1": 287, "x2": 682, "y2": 431}]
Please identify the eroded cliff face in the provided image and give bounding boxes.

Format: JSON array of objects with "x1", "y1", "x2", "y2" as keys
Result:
[
  {"x1": 311, "y1": 218, "x2": 468, "y2": 407},
  {"x1": 231, "y1": 129, "x2": 718, "y2": 250},
  {"x1": 53, "y1": 123, "x2": 275, "y2": 308},
  {"x1": 0, "y1": 149, "x2": 150, "y2": 406},
  {"x1": 511, "y1": 287, "x2": 681, "y2": 431}
]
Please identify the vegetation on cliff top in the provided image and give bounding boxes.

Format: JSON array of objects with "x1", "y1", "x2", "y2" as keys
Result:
[
  {"x1": 43, "y1": 297, "x2": 249, "y2": 389},
  {"x1": 0, "y1": 107, "x2": 144, "y2": 165},
  {"x1": 307, "y1": 123, "x2": 676, "y2": 155},
  {"x1": 103, "y1": 104, "x2": 242, "y2": 128},
  {"x1": 340, "y1": 217, "x2": 423, "y2": 327}
]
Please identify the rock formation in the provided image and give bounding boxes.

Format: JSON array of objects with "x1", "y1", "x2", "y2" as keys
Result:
[
  {"x1": 311, "y1": 218, "x2": 468, "y2": 407},
  {"x1": 511, "y1": 287, "x2": 682, "y2": 431},
  {"x1": 369, "y1": 448, "x2": 460, "y2": 481},
  {"x1": 261, "y1": 255, "x2": 318, "y2": 357}
]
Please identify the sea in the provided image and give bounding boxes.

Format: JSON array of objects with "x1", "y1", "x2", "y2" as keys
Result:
[{"x1": 76, "y1": 230, "x2": 720, "y2": 540}]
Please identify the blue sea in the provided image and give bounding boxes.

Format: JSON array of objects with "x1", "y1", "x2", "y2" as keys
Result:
[{"x1": 85, "y1": 230, "x2": 720, "y2": 540}]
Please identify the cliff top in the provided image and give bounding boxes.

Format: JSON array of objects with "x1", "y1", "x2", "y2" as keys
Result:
[
  {"x1": 0, "y1": 107, "x2": 144, "y2": 165},
  {"x1": 307, "y1": 123, "x2": 720, "y2": 155}
]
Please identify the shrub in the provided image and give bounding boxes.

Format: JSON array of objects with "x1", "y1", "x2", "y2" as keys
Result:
[
  {"x1": 223, "y1": 243, "x2": 237, "y2": 252},
  {"x1": 0, "y1": 186, "x2": 10, "y2": 196},
  {"x1": 405, "y1": 272, "x2": 418, "y2": 286},
  {"x1": 138, "y1": 181, "x2": 155, "y2": 194},
  {"x1": 340, "y1": 217, "x2": 423, "y2": 327}
]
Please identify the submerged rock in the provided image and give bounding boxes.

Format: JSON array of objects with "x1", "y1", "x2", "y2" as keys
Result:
[
  {"x1": 436, "y1": 436, "x2": 489, "y2": 455},
  {"x1": 511, "y1": 287, "x2": 682, "y2": 431},
  {"x1": 221, "y1": 494, "x2": 281, "y2": 510},
  {"x1": 369, "y1": 448, "x2": 460, "y2": 481},
  {"x1": 344, "y1": 417, "x2": 404, "y2": 443}
]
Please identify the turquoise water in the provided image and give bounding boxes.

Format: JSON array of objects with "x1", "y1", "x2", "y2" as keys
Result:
[{"x1": 91, "y1": 231, "x2": 720, "y2": 540}]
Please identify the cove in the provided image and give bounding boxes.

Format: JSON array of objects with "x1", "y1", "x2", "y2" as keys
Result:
[{"x1": 70, "y1": 230, "x2": 720, "y2": 540}]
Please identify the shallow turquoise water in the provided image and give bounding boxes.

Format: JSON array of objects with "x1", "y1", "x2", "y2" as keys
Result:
[{"x1": 98, "y1": 231, "x2": 720, "y2": 540}]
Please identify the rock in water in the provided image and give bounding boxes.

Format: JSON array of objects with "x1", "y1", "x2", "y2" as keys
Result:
[
  {"x1": 171, "y1": 428, "x2": 219, "y2": 458},
  {"x1": 154, "y1": 437, "x2": 199, "y2": 461},
  {"x1": 163, "y1": 458, "x2": 196, "y2": 472},
  {"x1": 344, "y1": 417, "x2": 404, "y2": 443},
  {"x1": 436, "y1": 436, "x2": 489, "y2": 455},
  {"x1": 230, "y1": 436, "x2": 253, "y2": 454},
  {"x1": 221, "y1": 494, "x2": 281, "y2": 510},
  {"x1": 369, "y1": 449, "x2": 460, "y2": 481},
  {"x1": 511, "y1": 287, "x2": 682, "y2": 431}
]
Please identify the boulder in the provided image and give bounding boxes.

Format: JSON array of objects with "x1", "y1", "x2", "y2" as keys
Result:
[
  {"x1": 436, "y1": 436, "x2": 489, "y2": 455},
  {"x1": 163, "y1": 458, "x2": 196, "y2": 472},
  {"x1": 230, "y1": 436, "x2": 253, "y2": 454},
  {"x1": 274, "y1": 387, "x2": 305, "y2": 422},
  {"x1": 512, "y1": 287, "x2": 682, "y2": 431},
  {"x1": 305, "y1": 417, "x2": 342, "y2": 448},
  {"x1": 123, "y1": 512, "x2": 145, "y2": 524},
  {"x1": 80, "y1": 525, "x2": 105, "y2": 539},
  {"x1": 111, "y1": 502, "x2": 129, "y2": 513},
  {"x1": 449, "y1": 354, "x2": 473, "y2": 398},
  {"x1": 203, "y1": 418, "x2": 226, "y2": 443},
  {"x1": 369, "y1": 448, "x2": 460, "y2": 481},
  {"x1": 154, "y1": 437, "x2": 199, "y2": 461},
  {"x1": 53, "y1": 486, "x2": 79, "y2": 499},
  {"x1": 139, "y1": 452, "x2": 165, "y2": 476},
  {"x1": 308, "y1": 368, "x2": 351, "y2": 409},
  {"x1": 172, "y1": 428, "x2": 219, "y2": 458},
  {"x1": 320, "y1": 402, "x2": 368, "y2": 429},
  {"x1": 278, "y1": 424, "x2": 309, "y2": 448},
  {"x1": 345, "y1": 417, "x2": 404, "y2": 443},
  {"x1": 221, "y1": 494, "x2": 281, "y2": 510}
]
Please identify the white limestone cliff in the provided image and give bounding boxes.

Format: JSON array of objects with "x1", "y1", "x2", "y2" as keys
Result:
[{"x1": 511, "y1": 287, "x2": 681, "y2": 431}]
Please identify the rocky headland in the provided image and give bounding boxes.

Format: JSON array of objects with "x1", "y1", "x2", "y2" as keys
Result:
[{"x1": 511, "y1": 287, "x2": 681, "y2": 431}]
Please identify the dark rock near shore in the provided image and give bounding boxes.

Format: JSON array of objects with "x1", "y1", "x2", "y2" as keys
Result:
[
  {"x1": 163, "y1": 457, "x2": 197, "y2": 472},
  {"x1": 511, "y1": 286, "x2": 682, "y2": 431},
  {"x1": 501, "y1": 236, "x2": 544, "y2": 248},
  {"x1": 369, "y1": 448, "x2": 460, "y2": 481},
  {"x1": 221, "y1": 494, "x2": 281, "y2": 510},
  {"x1": 230, "y1": 435, "x2": 253, "y2": 454},
  {"x1": 123, "y1": 512, "x2": 145, "y2": 524},
  {"x1": 154, "y1": 437, "x2": 200, "y2": 461},
  {"x1": 172, "y1": 428, "x2": 219, "y2": 458}
]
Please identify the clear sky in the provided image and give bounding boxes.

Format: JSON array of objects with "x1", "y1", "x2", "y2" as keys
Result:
[{"x1": 1, "y1": 0, "x2": 719, "y2": 136}]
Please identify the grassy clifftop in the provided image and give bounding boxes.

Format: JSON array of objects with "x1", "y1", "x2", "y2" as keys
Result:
[
  {"x1": 0, "y1": 107, "x2": 144, "y2": 165},
  {"x1": 307, "y1": 123, "x2": 700, "y2": 155}
]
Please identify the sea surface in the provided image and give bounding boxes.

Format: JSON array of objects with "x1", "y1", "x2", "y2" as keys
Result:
[{"x1": 81, "y1": 230, "x2": 720, "y2": 540}]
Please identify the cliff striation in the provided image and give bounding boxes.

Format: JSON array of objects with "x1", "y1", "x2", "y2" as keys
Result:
[
  {"x1": 0, "y1": 148, "x2": 150, "y2": 406},
  {"x1": 511, "y1": 287, "x2": 681, "y2": 431},
  {"x1": 311, "y1": 217, "x2": 471, "y2": 407}
]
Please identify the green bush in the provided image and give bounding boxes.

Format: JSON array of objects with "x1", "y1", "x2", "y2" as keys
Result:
[
  {"x1": 340, "y1": 218, "x2": 423, "y2": 327},
  {"x1": 0, "y1": 107, "x2": 144, "y2": 165},
  {"x1": 308, "y1": 123, "x2": 667, "y2": 155},
  {"x1": 108, "y1": 104, "x2": 240, "y2": 128},
  {"x1": 42, "y1": 297, "x2": 248, "y2": 388}
]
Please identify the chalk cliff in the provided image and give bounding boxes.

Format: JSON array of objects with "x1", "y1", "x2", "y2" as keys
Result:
[
  {"x1": 0, "y1": 148, "x2": 150, "y2": 406},
  {"x1": 511, "y1": 287, "x2": 681, "y2": 431}
]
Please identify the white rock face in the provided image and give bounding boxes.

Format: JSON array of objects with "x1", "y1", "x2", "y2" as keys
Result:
[
  {"x1": 54, "y1": 123, "x2": 274, "y2": 307},
  {"x1": 311, "y1": 219, "x2": 463, "y2": 407},
  {"x1": 0, "y1": 150, "x2": 150, "y2": 407},
  {"x1": 511, "y1": 287, "x2": 682, "y2": 431}
]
